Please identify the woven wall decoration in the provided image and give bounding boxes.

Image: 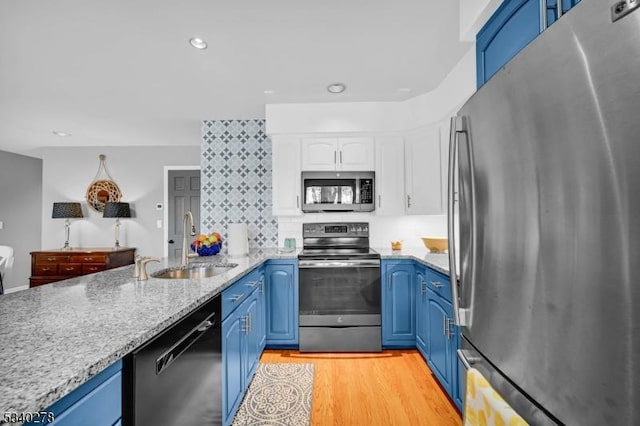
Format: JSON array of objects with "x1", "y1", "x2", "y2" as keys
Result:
[{"x1": 86, "y1": 154, "x2": 122, "y2": 212}]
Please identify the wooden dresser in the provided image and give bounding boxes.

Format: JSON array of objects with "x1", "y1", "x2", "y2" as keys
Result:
[{"x1": 30, "y1": 247, "x2": 136, "y2": 287}]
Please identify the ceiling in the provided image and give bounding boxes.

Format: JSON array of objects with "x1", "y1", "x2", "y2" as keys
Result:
[{"x1": 0, "y1": 1, "x2": 472, "y2": 155}]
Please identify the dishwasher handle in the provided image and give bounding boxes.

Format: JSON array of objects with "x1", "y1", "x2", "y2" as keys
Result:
[{"x1": 156, "y1": 312, "x2": 217, "y2": 375}]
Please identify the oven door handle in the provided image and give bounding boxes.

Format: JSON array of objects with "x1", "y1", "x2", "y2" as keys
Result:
[{"x1": 299, "y1": 259, "x2": 381, "y2": 268}]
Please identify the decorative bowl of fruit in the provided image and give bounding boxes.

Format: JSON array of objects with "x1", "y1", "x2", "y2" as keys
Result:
[{"x1": 191, "y1": 232, "x2": 223, "y2": 256}]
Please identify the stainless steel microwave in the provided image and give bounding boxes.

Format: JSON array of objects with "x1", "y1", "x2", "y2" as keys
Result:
[{"x1": 301, "y1": 171, "x2": 375, "y2": 212}]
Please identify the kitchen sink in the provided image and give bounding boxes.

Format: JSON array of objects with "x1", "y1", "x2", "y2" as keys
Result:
[{"x1": 151, "y1": 263, "x2": 238, "y2": 279}]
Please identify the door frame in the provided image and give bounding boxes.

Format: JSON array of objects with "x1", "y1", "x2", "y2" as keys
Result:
[{"x1": 163, "y1": 165, "x2": 201, "y2": 257}]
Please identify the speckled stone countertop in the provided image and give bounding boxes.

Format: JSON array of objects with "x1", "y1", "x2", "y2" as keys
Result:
[
  {"x1": 0, "y1": 248, "x2": 297, "y2": 423},
  {"x1": 0, "y1": 246, "x2": 451, "y2": 423},
  {"x1": 374, "y1": 246, "x2": 452, "y2": 277}
]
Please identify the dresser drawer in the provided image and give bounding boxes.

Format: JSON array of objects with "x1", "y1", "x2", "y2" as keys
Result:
[
  {"x1": 59, "y1": 263, "x2": 83, "y2": 275},
  {"x1": 71, "y1": 254, "x2": 108, "y2": 263},
  {"x1": 83, "y1": 263, "x2": 107, "y2": 274},
  {"x1": 34, "y1": 264, "x2": 59, "y2": 275},
  {"x1": 34, "y1": 254, "x2": 71, "y2": 264}
]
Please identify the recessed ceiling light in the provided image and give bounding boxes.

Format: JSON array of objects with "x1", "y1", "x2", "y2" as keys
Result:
[
  {"x1": 189, "y1": 37, "x2": 208, "y2": 50},
  {"x1": 327, "y1": 83, "x2": 346, "y2": 94},
  {"x1": 263, "y1": 90, "x2": 275, "y2": 94},
  {"x1": 52, "y1": 130, "x2": 71, "y2": 137}
]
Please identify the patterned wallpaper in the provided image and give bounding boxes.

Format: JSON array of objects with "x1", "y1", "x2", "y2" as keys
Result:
[{"x1": 201, "y1": 119, "x2": 278, "y2": 248}]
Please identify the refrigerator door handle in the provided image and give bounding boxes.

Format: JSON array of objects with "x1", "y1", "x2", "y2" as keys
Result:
[
  {"x1": 457, "y1": 348, "x2": 482, "y2": 370},
  {"x1": 448, "y1": 116, "x2": 471, "y2": 327}
]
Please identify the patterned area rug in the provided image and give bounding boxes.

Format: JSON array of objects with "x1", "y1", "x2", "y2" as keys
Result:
[{"x1": 232, "y1": 363, "x2": 315, "y2": 426}]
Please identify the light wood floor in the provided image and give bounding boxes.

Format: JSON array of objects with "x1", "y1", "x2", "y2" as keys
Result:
[{"x1": 260, "y1": 349, "x2": 462, "y2": 426}]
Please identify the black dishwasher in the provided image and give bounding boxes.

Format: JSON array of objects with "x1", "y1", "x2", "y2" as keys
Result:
[{"x1": 123, "y1": 295, "x2": 222, "y2": 426}]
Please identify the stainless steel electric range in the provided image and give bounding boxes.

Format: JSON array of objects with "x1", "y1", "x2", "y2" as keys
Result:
[{"x1": 297, "y1": 222, "x2": 381, "y2": 352}]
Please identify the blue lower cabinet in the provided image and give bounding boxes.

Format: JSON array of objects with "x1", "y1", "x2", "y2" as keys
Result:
[
  {"x1": 454, "y1": 330, "x2": 465, "y2": 412},
  {"x1": 415, "y1": 265, "x2": 429, "y2": 358},
  {"x1": 426, "y1": 287, "x2": 454, "y2": 394},
  {"x1": 222, "y1": 306, "x2": 245, "y2": 426},
  {"x1": 25, "y1": 360, "x2": 122, "y2": 426},
  {"x1": 382, "y1": 260, "x2": 415, "y2": 347},
  {"x1": 265, "y1": 260, "x2": 298, "y2": 346},
  {"x1": 222, "y1": 288, "x2": 262, "y2": 426}
]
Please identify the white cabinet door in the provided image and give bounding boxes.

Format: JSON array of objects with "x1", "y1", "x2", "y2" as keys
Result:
[
  {"x1": 404, "y1": 126, "x2": 443, "y2": 215},
  {"x1": 272, "y1": 135, "x2": 302, "y2": 216},
  {"x1": 338, "y1": 137, "x2": 375, "y2": 171},
  {"x1": 375, "y1": 136, "x2": 405, "y2": 216},
  {"x1": 301, "y1": 138, "x2": 337, "y2": 170}
]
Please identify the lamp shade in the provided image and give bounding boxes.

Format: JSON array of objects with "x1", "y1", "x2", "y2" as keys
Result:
[
  {"x1": 103, "y1": 202, "x2": 131, "y2": 218},
  {"x1": 52, "y1": 202, "x2": 83, "y2": 219}
]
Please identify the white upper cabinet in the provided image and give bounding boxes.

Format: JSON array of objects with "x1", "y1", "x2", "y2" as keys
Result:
[
  {"x1": 404, "y1": 126, "x2": 444, "y2": 215},
  {"x1": 375, "y1": 136, "x2": 406, "y2": 216},
  {"x1": 272, "y1": 135, "x2": 302, "y2": 216},
  {"x1": 301, "y1": 137, "x2": 375, "y2": 171}
]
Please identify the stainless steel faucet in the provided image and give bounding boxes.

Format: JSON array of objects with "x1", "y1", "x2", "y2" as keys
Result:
[
  {"x1": 181, "y1": 211, "x2": 198, "y2": 266},
  {"x1": 135, "y1": 256, "x2": 160, "y2": 280}
]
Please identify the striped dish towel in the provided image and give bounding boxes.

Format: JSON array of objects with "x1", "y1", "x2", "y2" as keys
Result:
[{"x1": 464, "y1": 367, "x2": 529, "y2": 426}]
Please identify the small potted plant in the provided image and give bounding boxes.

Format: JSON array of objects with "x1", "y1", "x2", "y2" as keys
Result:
[{"x1": 191, "y1": 232, "x2": 223, "y2": 256}]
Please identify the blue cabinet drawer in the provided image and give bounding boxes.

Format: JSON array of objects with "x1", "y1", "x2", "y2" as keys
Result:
[
  {"x1": 25, "y1": 361, "x2": 122, "y2": 426},
  {"x1": 222, "y1": 268, "x2": 262, "y2": 320},
  {"x1": 422, "y1": 267, "x2": 451, "y2": 302}
]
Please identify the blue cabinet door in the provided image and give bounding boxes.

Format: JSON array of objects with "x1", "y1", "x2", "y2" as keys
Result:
[
  {"x1": 415, "y1": 266, "x2": 429, "y2": 358},
  {"x1": 453, "y1": 329, "x2": 465, "y2": 412},
  {"x1": 476, "y1": 0, "x2": 542, "y2": 87},
  {"x1": 257, "y1": 269, "x2": 267, "y2": 352},
  {"x1": 243, "y1": 292, "x2": 261, "y2": 386},
  {"x1": 27, "y1": 360, "x2": 123, "y2": 426},
  {"x1": 382, "y1": 260, "x2": 415, "y2": 347},
  {"x1": 265, "y1": 260, "x2": 299, "y2": 345},
  {"x1": 426, "y1": 287, "x2": 454, "y2": 396},
  {"x1": 222, "y1": 309, "x2": 244, "y2": 426},
  {"x1": 546, "y1": 0, "x2": 581, "y2": 26}
]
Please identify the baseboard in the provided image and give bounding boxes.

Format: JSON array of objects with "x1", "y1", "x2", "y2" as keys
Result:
[{"x1": 5, "y1": 285, "x2": 29, "y2": 293}]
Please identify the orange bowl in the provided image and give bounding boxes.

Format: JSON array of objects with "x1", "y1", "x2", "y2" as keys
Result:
[{"x1": 421, "y1": 236, "x2": 448, "y2": 253}]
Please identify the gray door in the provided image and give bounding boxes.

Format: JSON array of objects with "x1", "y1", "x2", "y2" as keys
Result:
[{"x1": 168, "y1": 170, "x2": 201, "y2": 259}]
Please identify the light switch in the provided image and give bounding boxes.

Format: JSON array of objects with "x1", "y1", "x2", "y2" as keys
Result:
[{"x1": 156, "y1": 220, "x2": 162, "y2": 229}]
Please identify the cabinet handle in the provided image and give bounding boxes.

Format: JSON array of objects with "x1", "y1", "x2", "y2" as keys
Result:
[
  {"x1": 64, "y1": 267, "x2": 74, "y2": 271},
  {"x1": 556, "y1": 0, "x2": 563, "y2": 20},
  {"x1": 296, "y1": 195, "x2": 300, "y2": 209},
  {"x1": 431, "y1": 281, "x2": 443, "y2": 288},
  {"x1": 407, "y1": 195, "x2": 412, "y2": 208},
  {"x1": 230, "y1": 294, "x2": 244, "y2": 302},
  {"x1": 443, "y1": 315, "x2": 447, "y2": 337},
  {"x1": 420, "y1": 279, "x2": 426, "y2": 294},
  {"x1": 259, "y1": 278, "x2": 264, "y2": 293},
  {"x1": 340, "y1": 151, "x2": 343, "y2": 164},
  {"x1": 378, "y1": 195, "x2": 381, "y2": 208},
  {"x1": 334, "y1": 150, "x2": 337, "y2": 164},
  {"x1": 84, "y1": 257, "x2": 93, "y2": 261},
  {"x1": 445, "y1": 317, "x2": 454, "y2": 340},
  {"x1": 387, "y1": 277, "x2": 391, "y2": 290},
  {"x1": 88, "y1": 267, "x2": 98, "y2": 271},
  {"x1": 42, "y1": 267, "x2": 51, "y2": 271},
  {"x1": 246, "y1": 281, "x2": 259, "y2": 289},
  {"x1": 47, "y1": 257, "x2": 56, "y2": 261},
  {"x1": 248, "y1": 314, "x2": 252, "y2": 334}
]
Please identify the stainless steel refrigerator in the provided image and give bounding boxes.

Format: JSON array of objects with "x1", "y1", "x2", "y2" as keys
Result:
[{"x1": 448, "y1": 0, "x2": 639, "y2": 424}]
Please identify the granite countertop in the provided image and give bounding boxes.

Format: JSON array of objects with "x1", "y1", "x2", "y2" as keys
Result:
[
  {"x1": 374, "y1": 246, "x2": 452, "y2": 277},
  {"x1": 0, "y1": 248, "x2": 296, "y2": 422},
  {"x1": 0, "y1": 246, "x2": 450, "y2": 422}
]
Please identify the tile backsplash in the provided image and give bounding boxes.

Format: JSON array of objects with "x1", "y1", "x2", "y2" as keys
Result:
[{"x1": 201, "y1": 120, "x2": 278, "y2": 248}]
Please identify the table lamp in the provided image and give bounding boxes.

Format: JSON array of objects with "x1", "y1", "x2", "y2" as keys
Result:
[
  {"x1": 103, "y1": 202, "x2": 131, "y2": 248},
  {"x1": 52, "y1": 202, "x2": 83, "y2": 250}
]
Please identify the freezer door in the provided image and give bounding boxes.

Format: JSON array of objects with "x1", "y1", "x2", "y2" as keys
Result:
[
  {"x1": 458, "y1": 337, "x2": 557, "y2": 425},
  {"x1": 455, "y1": 0, "x2": 640, "y2": 425}
]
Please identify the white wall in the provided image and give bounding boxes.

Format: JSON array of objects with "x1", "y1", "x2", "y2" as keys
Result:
[
  {"x1": 267, "y1": 44, "x2": 476, "y2": 249},
  {"x1": 39, "y1": 146, "x2": 200, "y2": 258},
  {"x1": 0, "y1": 150, "x2": 42, "y2": 290},
  {"x1": 459, "y1": 0, "x2": 503, "y2": 41}
]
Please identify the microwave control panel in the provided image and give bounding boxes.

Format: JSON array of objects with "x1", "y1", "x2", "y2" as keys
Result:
[{"x1": 359, "y1": 179, "x2": 374, "y2": 204}]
